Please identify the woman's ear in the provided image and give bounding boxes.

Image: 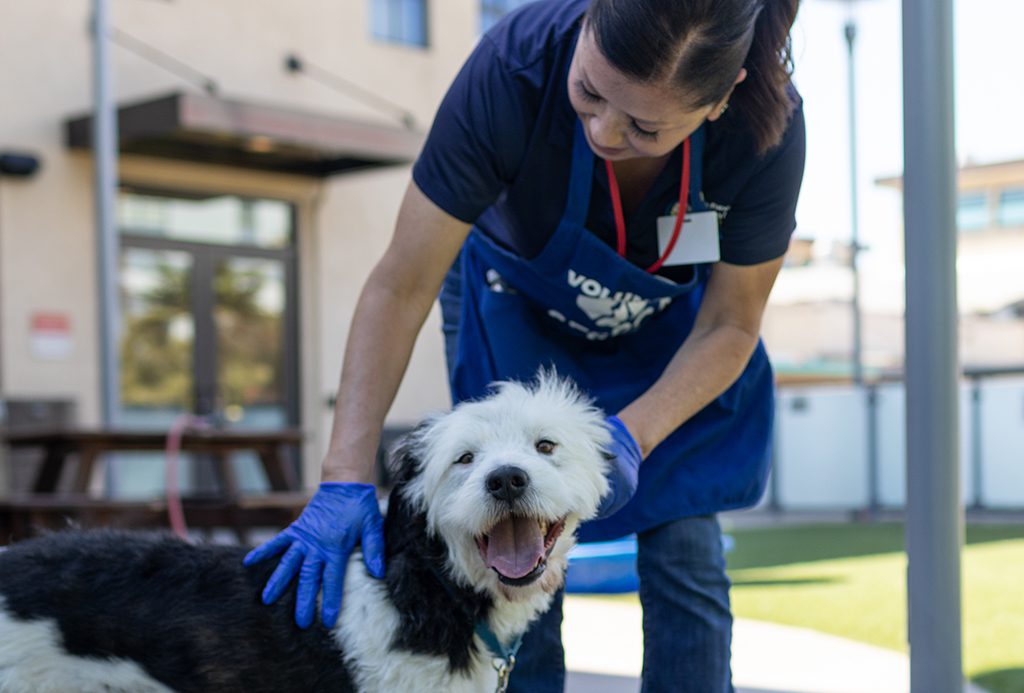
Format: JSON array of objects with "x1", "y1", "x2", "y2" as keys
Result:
[{"x1": 707, "y1": 68, "x2": 748, "y2": 122}]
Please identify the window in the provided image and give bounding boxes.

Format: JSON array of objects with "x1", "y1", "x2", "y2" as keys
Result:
[
  {"x1": 480, "y1": 0, "x2": 535, "y2": 32},
  {"x1": 956, "y1": 193, "x2": 989, "y2": 233},
  {"x1": 371, "y1": 0, "x2": 428, "y2": 47},
  {"x1": 997, "y1": 188, "x2": 1024, "y2": 228},
  {"x1": 118, "y1": 191, "x2": 292, "y2": 249}
]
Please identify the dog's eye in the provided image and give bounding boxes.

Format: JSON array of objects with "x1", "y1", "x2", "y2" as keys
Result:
[
  {"x1": 454, "y1": 452, "x2": 474, "y2": 465},
  {"x1": 535, "y1": 439, "x2": 557, "y2": 455}
]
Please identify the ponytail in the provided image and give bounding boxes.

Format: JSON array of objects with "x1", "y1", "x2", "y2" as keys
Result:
[{"x1": 731, "y1": 0, "x2": 800, "y2": 153}]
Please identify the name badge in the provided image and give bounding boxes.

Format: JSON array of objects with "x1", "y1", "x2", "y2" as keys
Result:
[{"x1": 656, "y1": 210, "x2": 720, "y2": 265}]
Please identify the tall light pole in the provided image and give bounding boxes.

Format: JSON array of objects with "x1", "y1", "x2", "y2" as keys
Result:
[
  {"x1": 824, "y1": 0, "x2": 878, "y2": 514},
  {"x1": 843, "y1": 14, "x2": 864, "y2": 386},
  {"x1": 822, "y1": 0, "x2": 867, "y2": 383},
  {"x1": 93, "y1": 0, "x2": 120, "y2": 426}
]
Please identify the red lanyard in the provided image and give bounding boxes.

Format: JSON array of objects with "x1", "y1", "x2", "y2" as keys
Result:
[{"x1": 604, "y1": 137, "x2": 690, "y2": 274}]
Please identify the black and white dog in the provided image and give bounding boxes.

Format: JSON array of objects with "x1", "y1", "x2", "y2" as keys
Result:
[{"x1": 0, "y1": 375, "x2": 610, "y2": 692}]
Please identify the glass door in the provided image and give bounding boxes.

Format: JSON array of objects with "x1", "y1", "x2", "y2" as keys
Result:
[
  {"x1": 118, "y1": 246, "x2": 195, "y2": 429},
  {"x1": 212, "y1": 254, "x2": 292, "y2": 430},
  {"x1": 114, "y1": 189, "x2": 298, "y2": 497}
]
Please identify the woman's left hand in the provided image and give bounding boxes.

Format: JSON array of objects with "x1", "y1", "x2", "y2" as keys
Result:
[{"x1": 595, "y1": 415, "x2": 643, "y2": 519}]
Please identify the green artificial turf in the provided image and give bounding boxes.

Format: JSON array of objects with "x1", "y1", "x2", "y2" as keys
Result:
[
  {"x1": 724, "y1": 522, "x2": 1024, "y2": 693},
  {"x1": 588, "y1": 521, "x2": 1024, "y2": 692}
]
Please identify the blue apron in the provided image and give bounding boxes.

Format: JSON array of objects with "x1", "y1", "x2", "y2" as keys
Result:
[{"x1": 444, "y1": 120, "x2": 774, "y2": 542}]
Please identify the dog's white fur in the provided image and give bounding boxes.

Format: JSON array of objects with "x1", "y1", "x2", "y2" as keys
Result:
[
  {"x1": 409, "y1": 377, "x2": 611, "y2": 600},
  {"x1": 0, "y1": 598, "x2": 173, "y2": 693},
  {"x1": 338, "y1": 376, "x2": 610, "y2": 691},
  {"x1": 0, "y1": 375, "x2": 610, "y2": 693}
]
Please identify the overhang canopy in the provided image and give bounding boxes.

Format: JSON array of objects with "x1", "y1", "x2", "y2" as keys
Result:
[{"x1": 65, "y1": 91, "x2": 423, "y2": 177}]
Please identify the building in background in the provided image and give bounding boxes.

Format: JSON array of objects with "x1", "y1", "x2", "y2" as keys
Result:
[
  {"x1": 0, "y1": 0, "x2": 496, "y2": 492},
  {"x1": 760, "y1": 160, "x2": 1024, "y2": 513},
  {"x1": 763, "y1": 158, "x2": 1024, "y2": 382},
  {"x1": 899, "y1": 159, "x2": 1024, "y2": 369}
]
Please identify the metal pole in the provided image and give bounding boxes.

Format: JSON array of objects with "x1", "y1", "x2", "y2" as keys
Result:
[
  {"x1": 844, "y1": 8, "x2": 876, "y2": 518},
  {"x1": 902, "y1": 0, "x2": 963, "y2": 689},
  {"x1": 93, "y1": 0, "x2": 120, "y2": 426},
  {"x1": 844, "y1": 19, "x2": 864, "y2": 386},
  {"x1": 866, "y1": 383, "x2": 880, "y2": 512},
  {"x1": 970, "y1": 380, "x2": 983, "y2": 510}
]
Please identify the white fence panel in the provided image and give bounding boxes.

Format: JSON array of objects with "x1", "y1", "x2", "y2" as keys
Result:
[
  {"x1": 875, "y1": 383, "x2": 975, "y2": 508},
  {"x1": 978, "y1": 376, "x2": 1024, "y2": 507},
  {"x1": 775, "y1": 387, "x2": 869, "y2": 509},
  {"x1": 960, "y1": 383, "x2": 975, "y2": 506},
  {"x1": 875, "y1": 383, "x2": 906, "y2": 507}
]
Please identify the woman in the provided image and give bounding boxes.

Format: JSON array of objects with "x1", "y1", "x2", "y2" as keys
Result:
[{"x1": 246, "y1": 0, "x2": 805, "y2": 690}]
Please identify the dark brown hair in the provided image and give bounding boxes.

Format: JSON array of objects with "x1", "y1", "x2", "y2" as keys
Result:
[{"x1": 585, "y1": 0, "x2": 800, "y2": 154}]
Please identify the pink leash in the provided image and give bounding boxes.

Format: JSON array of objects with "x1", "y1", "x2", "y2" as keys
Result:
[{"x1": 165, "y1": 414, "x2": 211, "y2": 541}]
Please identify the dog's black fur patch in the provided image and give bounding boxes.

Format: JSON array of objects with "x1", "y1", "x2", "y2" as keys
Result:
[
  {"x1": 384, "y1": 491, "x2": 492, "y2": 671},
  {"x1": 382, "y1": 432, "x2": 494, "y2": 672},
  {"x1": 0, "y1": 530, "x2": 357, "y2": 692},
  {"x1": 0, "y1": 429, "x2": 507, "y2": 691},
  {"x1": 0, "y1": 457, "x2": 495, "y2": 690}
]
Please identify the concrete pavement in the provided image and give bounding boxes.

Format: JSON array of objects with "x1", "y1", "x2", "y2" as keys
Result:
[{"x1": 562, "y1": 595, "x2": 987, "y2": 693}]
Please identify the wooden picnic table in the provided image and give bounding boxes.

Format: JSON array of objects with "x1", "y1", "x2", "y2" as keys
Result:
[{"x1": 0, "y1": 427, "x2": 309, "y2": 543}]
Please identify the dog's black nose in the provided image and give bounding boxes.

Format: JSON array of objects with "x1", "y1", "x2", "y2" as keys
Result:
[{"x1": 486, "y1": 465, "x2": 530, "y2": 502}]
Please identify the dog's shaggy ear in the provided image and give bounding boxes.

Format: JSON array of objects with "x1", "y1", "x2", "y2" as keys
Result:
[{"x1": 385, "y1": 420, "x2": 434, "y2": 488}]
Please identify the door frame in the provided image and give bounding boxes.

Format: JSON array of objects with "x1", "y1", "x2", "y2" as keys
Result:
[{"x1": 117, "y1": 198, "x2": 301, "y2": 428}]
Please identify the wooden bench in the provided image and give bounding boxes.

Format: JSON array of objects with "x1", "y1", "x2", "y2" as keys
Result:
[
  {"x1": 0, "y1": 427, "x2": 309, "y2": 544},
  {"x1": 0, "y1": 491, "x2": 311, "y2": 544}
]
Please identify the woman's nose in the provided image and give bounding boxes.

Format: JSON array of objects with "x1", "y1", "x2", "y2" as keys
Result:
[{"x1": 588, "y1": 112, "x2": 624, "y2": 150}]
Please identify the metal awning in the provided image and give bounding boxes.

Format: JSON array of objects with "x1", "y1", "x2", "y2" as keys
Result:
[{"x1": 65, "y1": 91, "x2": 423, "y2": 176}]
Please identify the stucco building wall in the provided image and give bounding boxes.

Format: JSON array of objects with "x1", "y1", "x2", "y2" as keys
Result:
[{"x1": 0, "y1": 1, "x2": 480, "y2": 489}]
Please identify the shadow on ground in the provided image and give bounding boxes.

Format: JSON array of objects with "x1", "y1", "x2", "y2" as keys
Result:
[
  {"x1": 725, "y1": 523, "x2": 1024, "y2": 570},
  {"x1": 567, "y1": 671, "x2": 831, "y2": 693},
  {"x1": 566, "y1": 671, "x2": 638, "y2": 693},
  {"x1": 729, "y1": 576, "x2": 840, "y2": 588},
  {"x1": 973, "y1": 667, "x2": 1024, "y2": 693}
]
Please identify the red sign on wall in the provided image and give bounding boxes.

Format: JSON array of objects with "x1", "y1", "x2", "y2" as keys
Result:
[{"x1": 29, "y1": 311, "x2": 73, "y2": 360}]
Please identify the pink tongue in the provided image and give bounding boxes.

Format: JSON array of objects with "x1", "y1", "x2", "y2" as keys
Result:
[{"x1": 486, "y1": 517, "x2": 544, "y2": 579}]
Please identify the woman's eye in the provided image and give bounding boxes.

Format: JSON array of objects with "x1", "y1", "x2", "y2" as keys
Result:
[
  {"x1": 535, "y1": 440, "x2": 558, "y2": 455},
  {"x1": 629, "y1": 121, "x2": 659, "y2": 141},
  {"x1": 455, "y1": 452, "x2": 474, "y2": 465},
  {"x1": 575, "y1": 81, "x2": 602, "y2": 103}
]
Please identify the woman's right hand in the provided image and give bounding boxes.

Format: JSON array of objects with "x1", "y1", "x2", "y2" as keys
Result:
[
  {"x1": 243, "y1": 482, "x2": 386, "y2": 629},
  {"x1": 248, "y1": 183, "x2": 465, "y2": 629}
]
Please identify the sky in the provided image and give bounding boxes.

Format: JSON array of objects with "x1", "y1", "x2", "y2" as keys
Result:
[
  {"x1": 775, "y1": 0, "x2": 1024, "y2": 312},
  {"x1": 789, "y1": 0, "x2": 1023, "y2": 257}
]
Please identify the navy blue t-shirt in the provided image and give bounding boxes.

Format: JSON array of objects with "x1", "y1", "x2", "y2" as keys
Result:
[{"x1": 412, "y1": 0, "x2": 806, "y2": 269}]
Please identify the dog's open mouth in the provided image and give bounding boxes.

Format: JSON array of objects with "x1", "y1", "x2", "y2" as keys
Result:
[{"x1": 475, "y1": 515, "x2": 567, "y2": 586}]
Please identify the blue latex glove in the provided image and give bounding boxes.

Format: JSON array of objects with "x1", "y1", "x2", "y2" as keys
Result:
[
  {"x1": 595, "y1": 415, "x2": 643, "y2": 519},
  {"x1": 243, "y1": 482, "x2": 385, "y2": 629}
]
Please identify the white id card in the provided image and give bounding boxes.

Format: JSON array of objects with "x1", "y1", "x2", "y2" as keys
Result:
[{"x1": 656, "y1": 210, "x2": 720, "y2": 265}]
